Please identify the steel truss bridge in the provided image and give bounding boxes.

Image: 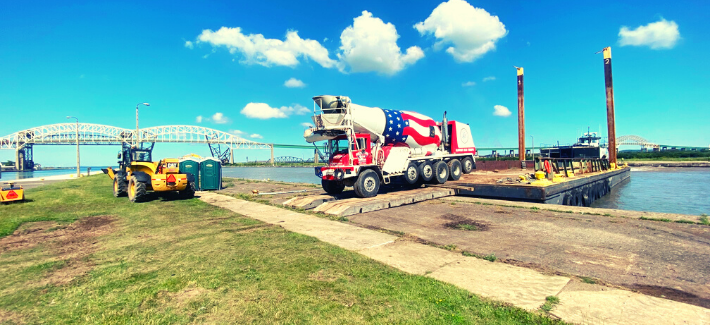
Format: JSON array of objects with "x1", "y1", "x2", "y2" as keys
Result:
[{"x1": 0, "y1": 123, "x2": 273, "y2": 170}]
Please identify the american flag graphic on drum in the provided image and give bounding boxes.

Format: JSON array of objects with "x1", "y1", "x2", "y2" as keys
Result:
[{"x1": 382, "y1": 109, "x2": 441, "y2": 147}]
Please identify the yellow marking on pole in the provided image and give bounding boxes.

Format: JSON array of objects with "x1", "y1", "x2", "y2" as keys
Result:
[
  {"x1": 603, "y1": 47, "x2": 611, "y2": 59},
  {"x1": 516, "y1": 67, "x2": 524, "y2": 76}
]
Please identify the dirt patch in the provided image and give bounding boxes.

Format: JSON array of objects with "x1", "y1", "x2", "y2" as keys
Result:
[
  {"x1": 0, "y1": 309, "x2": 25, "y2": 324},
  {"x1": 628, "y1": 284, "x2": 710, "y2": 309},
  {"x1": 440, "y1": 214, "x2": 489, "y2": 231},
  {"x1": 169, "y1": 287, "x2": 209, "y2": 307},
  {"x1": 0, "y1": 215, "x2": 117, "y2": 286}
]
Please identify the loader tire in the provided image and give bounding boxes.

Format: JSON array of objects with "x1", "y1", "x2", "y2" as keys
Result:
[
  {"x1": 419, "y1": 161, "x2": 434, "y2": 183},
  {"x1": 354, "y1": 169, "x2": 380, "y2": 198},
  {"x1": 447, "y1": 159, "x2": 462, "y2": 181},
  {"x1": 433, "y1": 161, "x2": 449, "y2": 184},
  {"x1": 113, "y1": 175, "x2": 127, "y2": 197},
  {"x1": 128, "y1": 176, "x2": 147, "y2": 203},
  {"x1": 180, "y1": 181, "x2": 196, "y2": 199},
  {"x1": 322, "y1": 179, "x2": 345, "y2": 195},
  {"x1": 462, "y1": 157, "x2": 474, "y2": 174}
]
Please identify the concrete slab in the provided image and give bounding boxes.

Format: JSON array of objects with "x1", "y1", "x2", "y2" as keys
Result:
[
  {"x1": 554, "y1": 288, "x2": 710, "y2": 325},
  {"x1": 358, "y1": 240, "x2": 463, "y2": 275},
  {"x1": 199, "y1": 192, "x2": 397, "y2": 251},
  {"x1": 427, "y1": 258, "x2": 571, "y2": 310},
  {"x1": 283, "y1": 194, "x2": 338, "y2": 210},
  {"x1": 442, "y1": 196, "x2": 703, "y2": 223},
  {"x1": 312, "y1": 187, "x2": 456, "y2": 216}
]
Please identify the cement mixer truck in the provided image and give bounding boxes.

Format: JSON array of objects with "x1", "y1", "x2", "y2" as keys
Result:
[{"x1": 304, "y1": 95, "x2": 476, "y2": 198}]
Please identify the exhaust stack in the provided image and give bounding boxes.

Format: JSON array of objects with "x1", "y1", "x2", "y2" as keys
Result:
[{"x1": 516, "y1": 67, "x2": 525, "y2": 161}]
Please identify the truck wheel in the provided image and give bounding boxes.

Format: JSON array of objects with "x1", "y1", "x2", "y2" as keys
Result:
[
  {"x1": 322, "y1": 179, "x2": 345, "y2": 195},
  {"x1": 433, "y1": 161, "x2": 449, "y2": 184},
  {"x1": 403, "y1": 162, "x2": 419, "y2": 185},
  {"x1": 419, "y1": 161, "x2": 434, "y2": 182},
  {"x1": 128, "y1": 176, "x2": 147, "y2": 203},
  {"x1": 180, "y1": 181, "x2": 196, "y2": 199},
  {"x1": 447, "y1": 159, "x2": 462, "y2": 181},
  {"x1": 462, "y1": 157, "x2": 474, "y2": 174},
  {"x1": 355, "y1": 169, "x2": 380, "y2": 198},
  {"x1": 113, "y1": 175, "x2": 127, "y2": 197}
]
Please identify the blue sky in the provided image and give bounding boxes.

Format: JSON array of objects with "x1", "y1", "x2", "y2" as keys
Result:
[{"x1": 1, "y1": 0, "x2": 708, "y2": 166}]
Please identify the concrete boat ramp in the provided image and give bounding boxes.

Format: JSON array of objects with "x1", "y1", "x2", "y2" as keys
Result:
[
  {"x1": 201, "y1": 190, "x2": 710, "y2": 325},
  {"x1": 284, "y1": 187, "x2": 458, "y2": 216}
]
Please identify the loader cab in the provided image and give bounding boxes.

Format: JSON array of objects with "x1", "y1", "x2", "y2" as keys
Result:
[{"x1": 118, "y1": 143, "x2": 155, "y2": 168}]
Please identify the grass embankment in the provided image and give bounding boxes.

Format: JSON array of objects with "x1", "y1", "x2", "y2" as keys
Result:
[{"x1": 0, "y1": 176, "x2": 563, "y2": 324}]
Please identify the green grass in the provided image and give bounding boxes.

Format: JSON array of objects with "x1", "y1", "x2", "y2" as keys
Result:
[
  {"x1": 0, "y1": 175, "x2": 564, "y2": 324},
  {"x1": 639, "y1": 216, "x2": 672, "y2": 223},
  {"x1": 700, "y1": 214, "x2": 709, "y2": 226},
  {"x1": 455, "y1": 224, "x2": 478, "y2": 231},
  {"x1": 539, "y1": 296, "x2": 560, "y2": 313},
  {"x1": 580, "y1": 276, "x2": 596, "y2": 284}
]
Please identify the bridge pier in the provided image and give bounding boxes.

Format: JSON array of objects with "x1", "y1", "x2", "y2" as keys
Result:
[
  {"x1": 15, "y1": 145, "x2": 34, "y2": 171},
  {"x1": 270, "y1": 144, "x2": 274, "y2": 166}
]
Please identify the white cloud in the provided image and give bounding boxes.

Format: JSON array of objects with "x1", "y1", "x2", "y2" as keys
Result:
[
  {"x1": 301, "y1": 122, "x2": 314, "y2": 128},
  {"x1": 284, "y1": 78, "x2": 306, "y2": 88},
  {"x1": 211, "y1": 112, "x2": 230, "y2": 124},
  {"x1": 414, "y1": 0, "x2": 507, "y2": 63},
  {"x1": 618, "y1": 18, "x2": 680, "y2": 49},
  {"x1": 462, "y1": 81, "x2": 476, "y2": 87},
  {"x1": 230, "y1": 129, "x2": 246, "y2": 136},
  {"x1": 241, "y1": 103, "x2": 310, "y2": 119},
  {"x1": 337, "y1": 11, "x2": 424, "y2": 75},
  {"x1": 482, "y1": 76, "x2": 496, "y2": 82},
  {"x1": 184, "y1": 40, "x2": 194, "y2": 49},
  {"x1": 249, "y1": 133, "x2": 263, "y2": 139},
  {"x1": 195, "y1": 115, "x2": 203, "y2": 123},
  {"x1": 196, "y1": 27, "x2": 336, "y2": 68},
  {"x1": 493, "y1": 105, "x2": 511, "y2": 117}
]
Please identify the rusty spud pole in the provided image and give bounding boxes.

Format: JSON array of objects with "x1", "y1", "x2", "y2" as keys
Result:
[
  {"x1": 602, "y1": 47, "x2": 617, "y2": 165},
  {"x1": 516, "y1": 67, "x2": 525, "y2": 161}
]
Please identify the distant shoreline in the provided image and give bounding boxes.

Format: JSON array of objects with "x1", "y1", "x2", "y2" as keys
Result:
[{"x1": 626, "y1": 161, "x2": 710, "y2": 168}]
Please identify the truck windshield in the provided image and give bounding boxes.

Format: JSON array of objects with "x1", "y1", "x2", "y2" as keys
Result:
[{"x1": 329, "y1": 139, "x2": 349, "y2": 155}]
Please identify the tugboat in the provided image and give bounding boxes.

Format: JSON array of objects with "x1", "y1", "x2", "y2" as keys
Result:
[{"x1": 541, "y1": 128, "x2": 609, "y2": 159}]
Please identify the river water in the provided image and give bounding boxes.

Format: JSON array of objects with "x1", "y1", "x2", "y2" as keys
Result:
[
  {"x1": 4, "y1": 166, "x2": 708, "y2": 216},
  {"x1": 0, "y1": 167, "x2": 100, "y2": 181}
]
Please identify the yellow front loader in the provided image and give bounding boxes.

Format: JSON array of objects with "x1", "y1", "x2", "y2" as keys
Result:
[{"x1": 103, "y1": 143, "x2": 196, "y2": 203}]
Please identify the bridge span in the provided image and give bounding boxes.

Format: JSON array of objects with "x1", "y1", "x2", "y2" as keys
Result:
[{"x1": 0, "y1": 123, "x2": 273, "y2": 170}]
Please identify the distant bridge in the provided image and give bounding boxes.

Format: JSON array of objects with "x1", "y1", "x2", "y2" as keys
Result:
[{"x1": 0, "y1": 123, "x2": 272, "y2": 170}]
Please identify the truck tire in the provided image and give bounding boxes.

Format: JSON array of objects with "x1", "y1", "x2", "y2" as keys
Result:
[
  {"x1": 419, "y1": 161, "x2": 434, "y2": 182},
  {"x1": 128, "y1": 176, "x2": 147, "y2": 203},
  {"x1": 354, "y1": 169, "x2": 380, "y2": 198},
  {"x1": 322, "y1": 179, "x2": 345, "y2": 195},
  {"x1": 462, "y1": 157, "x2": 474, "y2": 174},
  {"x1": 447, "y1": 159, "x2": 462, "y2": 181},
  {"x1": 180, "y1": 181, "x2": 196, "y2": 199},
  {"x1": 433, "y1": 161, "x2": 449, "y2": 184},
  {"x1": 113, "y1": 175, "x2": 127, "y2": 197},
  {"x1": 403, "y1": 162, "x2": 419, "y2": 185}
]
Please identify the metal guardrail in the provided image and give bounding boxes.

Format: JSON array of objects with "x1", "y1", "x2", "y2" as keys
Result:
[{"x1": 534, "y1": 157, "x2": 611, "y2": 178}]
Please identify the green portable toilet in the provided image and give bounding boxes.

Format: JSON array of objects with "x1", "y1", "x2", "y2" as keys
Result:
[
  {"x1": 199, "y1": 157, "x2": 222, "y2": 190},
  {"x1": 179, "y1": 158, "x2": 201, "y2": 190}
]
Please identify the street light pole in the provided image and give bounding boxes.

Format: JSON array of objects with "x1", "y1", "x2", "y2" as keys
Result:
[
  {"x1": 67, "y1": 116, "x2": 80, "y2": 177},
  {"x1": 135, "y1": 103, "x2": 150, "y2": 146}
]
